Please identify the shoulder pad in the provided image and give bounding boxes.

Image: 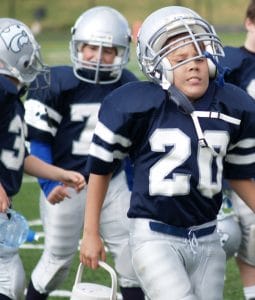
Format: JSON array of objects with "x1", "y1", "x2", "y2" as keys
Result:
[
  {"x1": 219, "y1": 82, "x2": 255, "y2": 109},
  {"x1": 50, "y1": 65, "x2": 80, "y2": 92},
  {"x1": 120, "y1": 69, "x2": 138, "y2": 84},
  {"x1": 220, "y1": 46, "x2": 246, "y2": 70},
  {"x1": 0, "y1": 75, "x2": 18, "y2": 94},
  {"x1": 104, "y1": 81, "x2": 166, "y2": 113}
]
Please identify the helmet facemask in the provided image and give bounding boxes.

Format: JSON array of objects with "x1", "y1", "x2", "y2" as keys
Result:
[{"x1": 70, "y1": 41, "x2": 129, "y2": 84}]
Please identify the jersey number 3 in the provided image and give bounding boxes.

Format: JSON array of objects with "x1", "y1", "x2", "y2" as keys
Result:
[{"x1": 0, "y1": 115, "x2": 25, "y2": 171}]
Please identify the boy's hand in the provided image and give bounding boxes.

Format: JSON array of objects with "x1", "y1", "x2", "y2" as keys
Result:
[
  {"x1": 60, "y1": 171, "x2": 86, "y2": 192},
  {"x1": 0, "y1": 183, "x2": 10, "y2": 213},
  {"x1": 80, "y1": 232, "x2": 106, "y2": 269},
  {"x1": 47, "y1": 185, "x2": 70, "y2": 204}
]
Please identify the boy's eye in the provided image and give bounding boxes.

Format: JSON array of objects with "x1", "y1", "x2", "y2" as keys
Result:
[
  {"x1": 104, "y1": 50, "x2": 113, "y2": 54},
  {"x1": 171, "y1": 58, "x2": 184, "y2": 65},
  {"x1": 103, "y1": 48, "x2": 116, "y2": 55}
]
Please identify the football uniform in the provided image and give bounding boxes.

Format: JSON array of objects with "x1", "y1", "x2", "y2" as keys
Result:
[
  {"x1": 0, "y1": 17, "x2": 51, "y2": 300},
  {"x1": 24, "y1": 65, "x2": 140, "y2": 293},
  {"x1": 86, "y1": 79, "x2": 255, "y2": 299},
  {"x1": 0, "y1": 75, "x2": 28, "y2": 300},
  {"x1": 220, "y1": 46, "x2": 255, "y2": 99},
  {"x1": 219, "y1": 46, "x2": 255, "y2": 265}
]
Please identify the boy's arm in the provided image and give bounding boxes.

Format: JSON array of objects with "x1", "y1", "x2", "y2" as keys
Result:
[
  {"x1": 229, "y1": 179, "x2": 255, "y2": 212},
  {"x1": 80, "y1": 173, "x2": 112, "y2": 269},
  {"x1": 24, "y1": 155, "x2": 85, "y2": 192}
]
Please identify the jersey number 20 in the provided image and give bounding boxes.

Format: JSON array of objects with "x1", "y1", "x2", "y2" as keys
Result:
[{"x1": 149, "y1": 128, "x2": 229, "y2": 198}]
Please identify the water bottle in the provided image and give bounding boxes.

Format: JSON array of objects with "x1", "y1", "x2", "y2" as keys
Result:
[{"x1": 0, "y1": 209, "x2": 29, "y2": 248}]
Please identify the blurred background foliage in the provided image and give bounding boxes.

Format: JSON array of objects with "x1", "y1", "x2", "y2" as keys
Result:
[
  {"x1": 0, "y1": 0, "x2": 249, "y2": 31},
  {"x1": 0, "y1": 0, "x2": 248, "y2": 76}
]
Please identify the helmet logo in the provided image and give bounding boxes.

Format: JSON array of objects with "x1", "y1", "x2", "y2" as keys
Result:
[
  {"x1": 89, "y1": 33, "x2": 113, "y2": 44},
  {"x1": 1, "y1": 24, "x2": 30, "y2": 53}
]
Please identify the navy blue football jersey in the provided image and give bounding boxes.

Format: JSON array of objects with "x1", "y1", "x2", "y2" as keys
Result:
[
  {"x1": 25, "y1": 65, "x2": 138, "y2": 175},
  {"x1": 86, "y1": 80, "x2": 255, "y2": 227},
  {"x1": 219, "y1": 46, "x2": 255, "y2": 99},
  {"x1": 0, "y1": 75, "x2": 28, "y2": 197}
]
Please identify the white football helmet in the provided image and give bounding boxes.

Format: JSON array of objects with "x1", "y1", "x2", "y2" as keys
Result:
[
  {"x1": 217, "y1": 209, "x2": 241, "y2": 259},
  {"x1": 0, "y1": 18, "x2": 47, "y2": 84},
  {"x1": 70, "y1": 6, "x2": 131, "y2": 84},
  {"x1": 136, "y1": 6, "x2": 225, "y2": 89}
]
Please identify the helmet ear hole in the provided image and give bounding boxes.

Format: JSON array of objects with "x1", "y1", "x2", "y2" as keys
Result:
[
  {"x1": 161, "y1": 57, "x2": 173, "y2": 84},
  {"x1": 17, "y1": 56, "x2": 30, "y2": 70},
  {"x1": 206, "y1": 44, "x2": 217, "y2": 78}
]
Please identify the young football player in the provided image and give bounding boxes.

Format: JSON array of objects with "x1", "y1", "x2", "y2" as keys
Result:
[
  {"x1": 24, "y1": 6, "x2": 144, "y2": 300},
  {"x1": 79, "y1": 5, "x2": 255, "y2": 300},
  {"x1": 219, "y1": 1, "x2": 255, "y2": 299},
  {"x1": 0, "y1": 18, "x2": 85, "y2": 300}
]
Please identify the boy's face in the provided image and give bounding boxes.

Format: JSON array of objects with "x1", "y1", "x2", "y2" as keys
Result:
[
  {"x1": 166, "y1": 37, "x2": 209, "y2": 101},
  {"x1": 80, "y1": 44, "x2": 117, "y2": 65}
]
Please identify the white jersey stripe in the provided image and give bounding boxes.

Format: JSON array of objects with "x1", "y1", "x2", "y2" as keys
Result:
[
  {"x1": 89, "y1": 142, "x2": 127, "y2": 162},
  {"x1": 94, "y1": 121, "x2": 132, "y2": 147},
  {"x1": 228, "y1": 138, "x2": 255, "y2": 150},
  {"x1": 24, "y1": 99, "x2": 62, "y2": 136},
  {"x1": 225, "y1": 153, "x2": 255, "y2": 165}
]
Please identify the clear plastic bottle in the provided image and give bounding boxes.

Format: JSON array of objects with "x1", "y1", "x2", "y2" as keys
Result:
[{"x1": 0, "y1": 209, "x2": 29, "y2": 248}]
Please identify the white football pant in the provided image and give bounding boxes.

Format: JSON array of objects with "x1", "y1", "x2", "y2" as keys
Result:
[
  {"x1": 31, "y1": 171, "x2": 140, "y2": 294},
  {"x1": 0, "y1": 247, "x2": 26, "y2": 300},
  {"x1": 129, "y1": 218, "x2": 226, "y2": 300},
  {"x1": 231, "y1": 190, "x2": 255, "y2": 266}
]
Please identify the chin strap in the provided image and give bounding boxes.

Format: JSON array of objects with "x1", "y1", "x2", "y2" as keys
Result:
[
  {"x1": 168, "y1": 85, "x2": 218, "y2": 156},
  {"x1": 18, "y1": 84, "x2": 28, "y2": 97}
]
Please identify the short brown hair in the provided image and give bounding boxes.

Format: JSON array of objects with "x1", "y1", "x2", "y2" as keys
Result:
[{"x1": 246, "y1": 0, "x2": 255, "y2": 22}]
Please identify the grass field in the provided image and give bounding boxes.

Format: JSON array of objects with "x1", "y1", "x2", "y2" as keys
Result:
[
  {"x1": 14, "y1": 181, "x2": 244, "y2": 300},
  {"x1": 10, "y1": 27, "x2": 248, "y2": 299}
]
